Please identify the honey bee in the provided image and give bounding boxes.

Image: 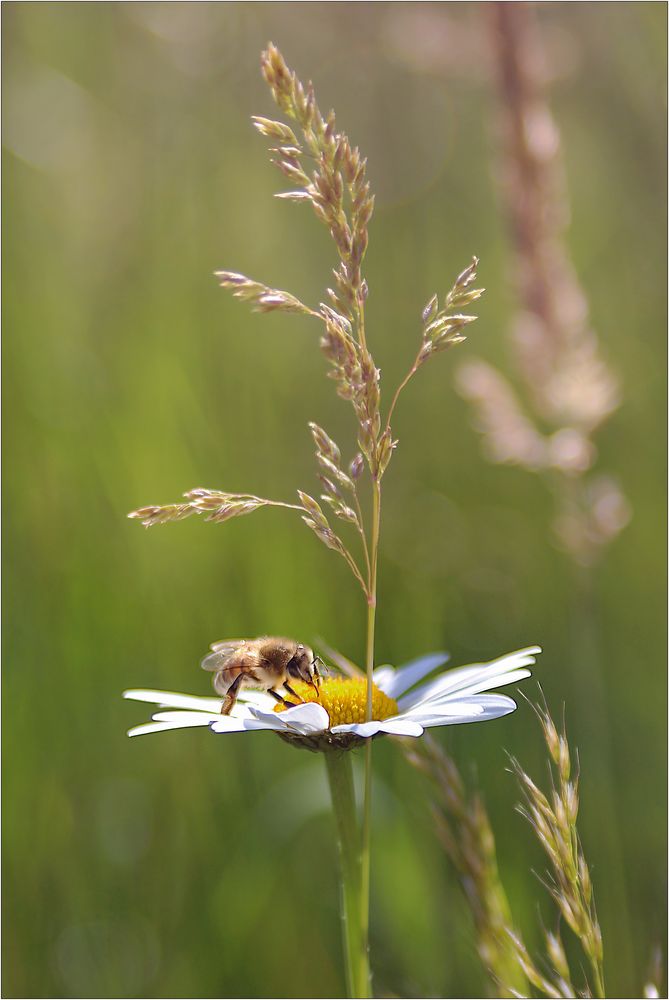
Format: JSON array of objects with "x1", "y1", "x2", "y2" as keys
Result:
[{"x1": 201, "y1": 636, "x2": 321, "y2": 715}]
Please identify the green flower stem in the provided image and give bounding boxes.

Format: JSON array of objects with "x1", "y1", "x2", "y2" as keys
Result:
[
  {"x1": 359, "y1": 476, "x2": 381, "y2": 996},
  {"x1": 325, "y1": 751, "x2": 370, "y2": 998},
  {"x1": 359, "y1": 739, "x2": 373, "y2": 994}
]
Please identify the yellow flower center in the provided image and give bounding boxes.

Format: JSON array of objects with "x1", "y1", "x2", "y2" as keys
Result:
[{"x1": 275, "y1": 677, "x2": 398, "y2": 727}]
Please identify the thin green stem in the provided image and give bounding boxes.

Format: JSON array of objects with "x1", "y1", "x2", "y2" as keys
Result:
[
  {"x1": 339, "y1": 545, "x2": 370, "y2": 598},
  {"x1": 325, "y1": 751, "x2": 370, "y2": 998},
  {"x1": 358, "y1": 477, "x2": 381, "y2": 997},
  {"x1": 384, "y1": 356, "x2": 420, "y2": 435},
  {"x1": 353, "y1": 492, "x2": 372, "y2": 582},
  {"x1": 365, "y1": 480, "x2": 381, "y2": 713},
  {"x1": 358, "y1": 739, "x2": 373, "y2": 993},
  {"x1": 268, "y1": 499, "x2": 312, "y2": 512}
]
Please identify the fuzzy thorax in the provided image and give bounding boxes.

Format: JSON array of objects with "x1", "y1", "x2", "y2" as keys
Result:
[{"x1": 275, "y1": 677, "x2": 398, "y2": 727}]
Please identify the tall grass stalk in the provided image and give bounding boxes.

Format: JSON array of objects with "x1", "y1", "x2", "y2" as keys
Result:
[{"x1": 129, "y1": 43, "x2": 484, "y2": 995}]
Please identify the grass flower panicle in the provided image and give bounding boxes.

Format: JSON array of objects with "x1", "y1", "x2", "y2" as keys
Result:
[
  {"x1": 128, "y1": 43, "x2": 484, "y2": 605},
  {"x1": 125, "y1": 41, "x2": 541, "y2": 999},
  {"x1": 508, "y1": 699, "x2": 605, "y2": 999}
]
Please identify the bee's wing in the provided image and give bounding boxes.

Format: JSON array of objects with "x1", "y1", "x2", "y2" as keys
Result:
[
  {"x1": 201, "y1": 639, "x2": 255, "y2": 673},
  {"x1": 201, "y1": 649, "x2": 231, "y2": 673},
  {"x1": 201, "y1": 640, "x2": 241, "y2": 673},
  {"x1": 210, "y1": 638, "x2": 248, "y2": 653}
]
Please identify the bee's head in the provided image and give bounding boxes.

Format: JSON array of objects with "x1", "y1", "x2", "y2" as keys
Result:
[{"x1": 288, "y1": 644, "x2": 320, "y2": 689}]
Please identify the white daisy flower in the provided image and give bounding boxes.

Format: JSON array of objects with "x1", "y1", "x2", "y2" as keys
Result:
[{"x1": 124, "y1": 646, "x2": 540, "y2": 752}]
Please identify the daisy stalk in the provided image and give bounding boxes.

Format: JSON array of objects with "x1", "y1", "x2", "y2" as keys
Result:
[
  {"x1": 324, "y1": 750, "x2": 366, "y2": 998},
  {"x1": 126, "y1": 43, "x2": 540, "y2": 999}
]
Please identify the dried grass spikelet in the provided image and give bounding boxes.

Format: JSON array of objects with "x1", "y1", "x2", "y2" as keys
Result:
[
  {"x1": 419, "y1": 257, "x2": 484, "y2": 361},
  {"x1": 214, "y1": 271, "x2": 313, "y2": 315},
  {"x1": 260, "y1": 41, "x2": 374, "y2": 318},
  {"x1": 507, "y1": 695, "x2": 605, "y2": 999},
  {"x1": 309, "y1": 423, "x2": 360, "y2": 526},
  {"x1": 129, "y1": 490, "x2": 293, "y2": 528}
]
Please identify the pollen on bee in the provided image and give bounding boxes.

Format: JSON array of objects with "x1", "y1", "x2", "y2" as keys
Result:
[{"x1": 274, "y1": 676, "x2": 398, "y2": 727}]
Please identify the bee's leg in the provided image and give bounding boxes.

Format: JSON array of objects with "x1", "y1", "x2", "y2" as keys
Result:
[
  {"x1": 313, "y1": 657, "x2": 323, "y2": 688},
  {"x1": 283, "y1": 681, "x2": 305, "y2": 704},
  {"x1": 220, "y1": 673, "x2": 244, "y2": 715},
  {"x1": 268, "y1": 688, "x2": 298, "y2": 709}
]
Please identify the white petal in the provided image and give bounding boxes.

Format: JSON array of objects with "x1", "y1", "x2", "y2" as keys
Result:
[
  {"x1": 209, "y1": 716, "x2": 280, "y2": 733},
  {"x1": 151, "y1": 710, "x2": 222, "y2": 724},
  {"x1": 128, "y1": 721, "x2": 184, "y2": 737},
  {"x1": 371, "y1": 665, "x2": 395, "y2": 691},
  {"x1": 123, "y1": 689, "x2": 223, "y2": 713},
  {"x1": 376, "y1": 718, "x2": 425, "y2": 737},
  {"x1": 404, "y1": 693, "x2": 518, "y2": 727},
  {"x1": 403, "y1": 701, "x2": 485, "y2": 719},
  {"x1": 398, "y1": 647, "x2": 539, "y2": 711},
  {"x1": 127, "y1": 714, "x2": 214, "y2": 737},
  {"x1": 410, "y1": 668, "x2": 531, "y2": 711},
  {"x1": 329, "y1": 717, "x2": 423, "y2": 738},
  {"x1": 249, "y1": 702, "x2": 330, "y2": 735},
  {"x1": 332, "y1": 716, "x2": 423, "y2": 738},
  {"x1": 374, "y1": 652, "x2": 450, "y2": 699},
  {"x1": 330, "y1": 720, "x2": 384, "y2": 738}
]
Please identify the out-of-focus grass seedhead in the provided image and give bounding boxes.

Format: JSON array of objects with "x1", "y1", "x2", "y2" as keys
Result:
[{"x1": 457, "y1": 3, "x2": 630, "y2": 569}]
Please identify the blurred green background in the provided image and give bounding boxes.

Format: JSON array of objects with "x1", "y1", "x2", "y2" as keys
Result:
[{"x1": 3, "y1": 3, "x2": 666, "y2": 998}]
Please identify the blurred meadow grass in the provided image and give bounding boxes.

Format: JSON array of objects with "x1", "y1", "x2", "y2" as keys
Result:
[{"x1": 3, "y1": 3, "x2": 666, "y2": 998}]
